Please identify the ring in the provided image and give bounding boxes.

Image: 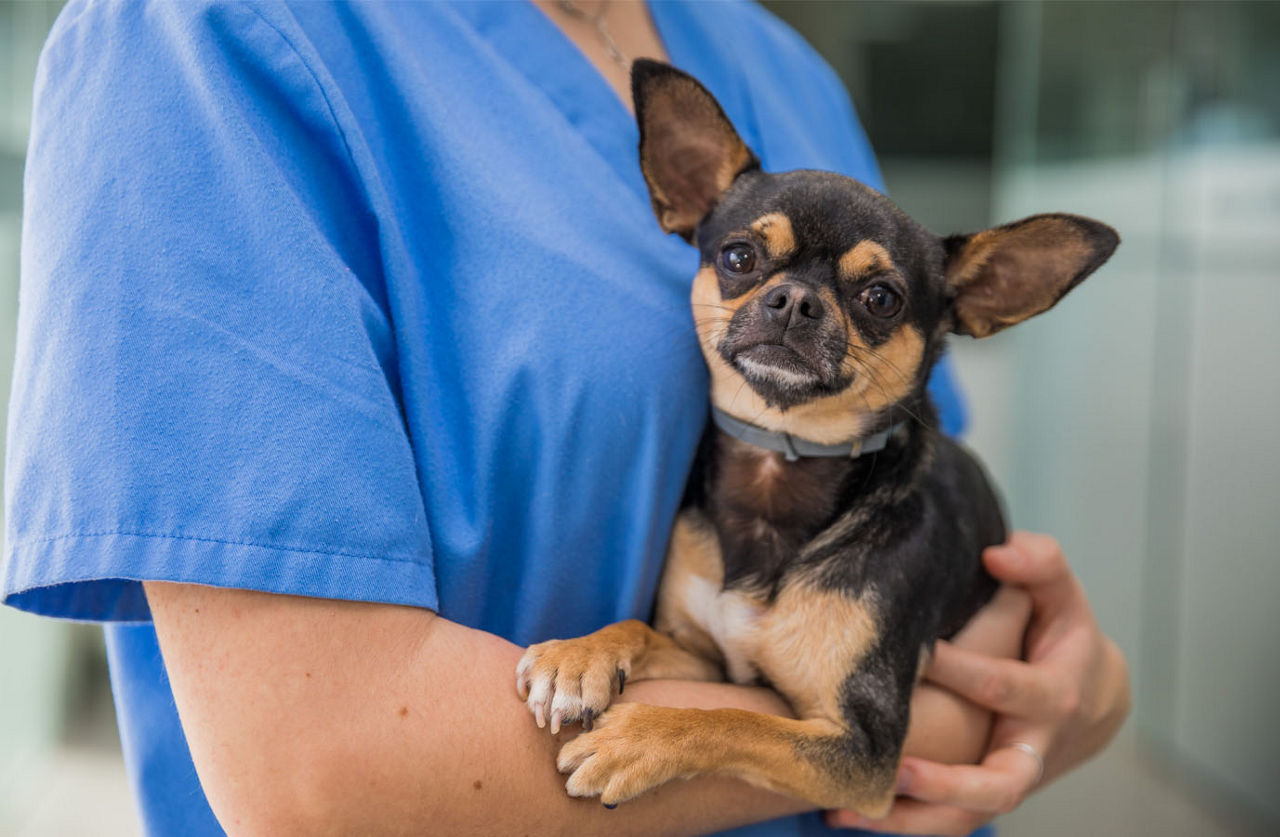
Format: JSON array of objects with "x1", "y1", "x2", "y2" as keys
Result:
[{"x1": 1009, "y1": 742, "x2": 1045, "y2": 786}]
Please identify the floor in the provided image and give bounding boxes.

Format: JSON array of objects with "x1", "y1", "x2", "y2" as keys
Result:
[{"x1": 1001, "y1": 735, "x2": 1272, "y2": 837}]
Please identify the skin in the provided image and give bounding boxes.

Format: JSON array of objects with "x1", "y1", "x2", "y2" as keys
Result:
[
  {"x1": 145, "y1": 579, "x2": 1023, "y2": 835},
  {"x1": 532, "y1": 0, "x2": 661, "y2": 114},
  {"x1": 145, "y1": 4, "x2": 1131, "y2": 834}
]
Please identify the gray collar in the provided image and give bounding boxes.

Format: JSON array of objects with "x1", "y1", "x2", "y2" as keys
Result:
[{"x1": 710, "y1": 406, "x2": 902, "y2": 462}]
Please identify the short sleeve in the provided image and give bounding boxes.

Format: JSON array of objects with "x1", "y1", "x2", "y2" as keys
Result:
[{"x1": 3, "y1": 1, "x2": 437, "y2": 621}]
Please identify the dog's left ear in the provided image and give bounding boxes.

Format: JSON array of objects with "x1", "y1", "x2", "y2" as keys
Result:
[
  {"x1": 943, "y1": 213, "x2": 1120, "y2": 338},
  {"x1": 632, "y1": 59, "x2": 759, "y2": 241}
]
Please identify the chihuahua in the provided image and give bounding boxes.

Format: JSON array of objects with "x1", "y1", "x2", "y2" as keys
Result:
[{"x1": 515, "y1": 60, "x2": 1118, "y2": 816}]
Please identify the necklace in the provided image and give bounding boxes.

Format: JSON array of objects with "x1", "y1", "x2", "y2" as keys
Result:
[{"x1": 555, "y1": 0, "x2": 630, "y2": 68}]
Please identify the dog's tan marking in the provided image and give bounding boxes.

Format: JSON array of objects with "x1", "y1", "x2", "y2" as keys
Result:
[
  {"x1": 654, "y1": 513, "x2": 762, "y2": 683},
  {"x1": 657, "y1": 523, "x2": 882, "y2": 714},
  {"x1": 690, "y1": 265, "x2": 746, "y2": 333},
  {"x1": 701, "y1": 330, "x2": 924, "y2": 445},
  {"x1": 750, "y1": 213, "x2": 797, "y2": 259},
  {"x1": 820, "y1": 285, "x2": 925, "y2": 415},
  {"x1": 653, "y1": 513, "x2": 723, "y2": 659},
  {"x1": 839, "y1": 240, "x2": 893, "y2": 280},
  {"x1": 754, "y1": 580, "x2": 879, "y2": 722},
  {"x1": 841, "y1": 325, "x2": 926, "y2": 414},
  {"x1": 557, "y1": 703, "x2": 896, "y2": 815},
  {"x1": 693, "y1": 265, "x2": 926, "y2": 441}
]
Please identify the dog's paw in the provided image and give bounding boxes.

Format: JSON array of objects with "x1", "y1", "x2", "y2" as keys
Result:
[
  {"x1": 556, "y1": 703, "x2": 690, "y2": 806},
  {"x1": 516, "y1": 635, "x2": 629, "y2": 735}
]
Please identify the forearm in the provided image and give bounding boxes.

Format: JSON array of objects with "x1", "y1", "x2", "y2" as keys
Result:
[
  {"x1": 146, "y1": 583, "x2": 808, "y2": 835},
  {"x1": 146, "y1": 582, "x2": 1024, "y2": 835}
]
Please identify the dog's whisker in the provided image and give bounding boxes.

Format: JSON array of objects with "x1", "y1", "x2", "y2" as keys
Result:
[
  {"x1": 844, "y1": 352, "x2": 931, "y2": 432},
  {"x1": 850, "y1": 343, "x2": 918, "y2": 391}
]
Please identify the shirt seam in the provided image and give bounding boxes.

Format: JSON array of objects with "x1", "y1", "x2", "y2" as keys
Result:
[
  {"x1": 9, "y1": 530, "x2": 422, "y2": 565},
  {"x1": 239, "y1": 4, "x2": 364, "y2": 189},
  {"x1": 236, "y1": 4, "x2": 421, "y2": 458}
]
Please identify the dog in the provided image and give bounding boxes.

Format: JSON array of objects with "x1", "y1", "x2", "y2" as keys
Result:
[{"x1": 515, "y1": 60, "x2": 1119, "y2": 816}]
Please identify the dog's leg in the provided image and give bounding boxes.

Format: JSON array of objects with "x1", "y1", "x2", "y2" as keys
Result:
[
  {"x1": 556, "y1": 703, "x2": 899, "y2": 815},
  {"x1": 517, "y1": 620, "x2": 720, "y2": 733}
]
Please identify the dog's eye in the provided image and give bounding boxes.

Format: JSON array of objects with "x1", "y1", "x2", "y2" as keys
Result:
[
  {"x1": 860, "y1": 284, "x2": 903, "y2": 318},
  {"x1": 720, "y1": 243, "x2": 757, "y2": 274}
]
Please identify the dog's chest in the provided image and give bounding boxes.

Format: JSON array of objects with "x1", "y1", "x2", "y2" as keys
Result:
[
  {"x1": 656, "y1": 512, "x2": 881, "y2": 719},
  {"x1": 655, "y1": 513, "x2": 770, "y2": 683},
  {"x1": 677, "y1": 573, "x2": 767, "y2": 684}
]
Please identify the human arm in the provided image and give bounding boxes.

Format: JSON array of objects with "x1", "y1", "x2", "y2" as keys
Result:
[
  {"x1": 827, "y1": 532, "x2": 1133, "y2": 833},
  {"x1": 901, "y1": 584, "x2": 1032, "y2": 764},
  {"x1": 146, "y1": 576, "x2": 1031, "y2": 835},
  {"x1": 145, "y1": 581, "x2": 812, "y2": 836}
]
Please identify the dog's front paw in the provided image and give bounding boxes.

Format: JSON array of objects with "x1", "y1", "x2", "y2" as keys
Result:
[
  {"x1": 516, "y1": 633, "x2": 631, "y2": 735},
  {"x1": 556, "y1": 703, "x2": 692, "y2": 806}
]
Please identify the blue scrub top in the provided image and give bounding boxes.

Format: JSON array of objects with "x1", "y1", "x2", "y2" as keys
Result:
[{"x1": 4, "y1": 2, "x2": 969, "y2": 834}]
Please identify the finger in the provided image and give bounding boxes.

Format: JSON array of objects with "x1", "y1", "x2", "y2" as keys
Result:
[
  {"x1": 985, "y1": 532, "x2": 1067, "y2": 586},
  {"x1": 947, "y1": 584, "x2": 1032, "y2": 654},
  {"x1": 894, "y1": 749, "x2": 1041, "y2": 814},
  {"x1": 825, "y1": 800, "x2": 986, "y2": 836},
  {"x1": 925, "y1": 640, "x2": 1058, "y2": 716},
  {"x1": 984, "y1": 534, "x2": 1084, "y2": 620}
]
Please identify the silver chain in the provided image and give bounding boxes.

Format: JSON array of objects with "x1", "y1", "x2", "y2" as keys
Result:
[{"x1": 556, "y1": 0, "x2": 629, "y2": 68}]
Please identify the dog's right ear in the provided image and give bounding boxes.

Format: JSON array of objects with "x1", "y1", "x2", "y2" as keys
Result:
[{"x1": 632, "y1": 60, "x2": 759, "y2": 241}]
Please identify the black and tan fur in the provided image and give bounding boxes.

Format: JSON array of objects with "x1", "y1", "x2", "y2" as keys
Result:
[{"x1": 515, "y1": 61, "x2": 1119, "y2": 815}]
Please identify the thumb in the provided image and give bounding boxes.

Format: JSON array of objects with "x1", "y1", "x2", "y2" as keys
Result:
[{"x1": 984, "y1": 533, "x2": 1082, "y2": 619}]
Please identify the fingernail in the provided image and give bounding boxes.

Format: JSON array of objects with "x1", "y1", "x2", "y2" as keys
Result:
[
  {"x1": 617, "y1": 669, "x2": 626, "y2": 695},
  {"x1": 535, "y1": 704, "x2": 546, "y2": 729},
  {"x1": 582, "y1": 709, "x2": 595, "y2": 731},
  {"x1": 896, "y1": 764, "x2": 913, "y2": 793},
  {"x1": 603, "y1": 803, "x2": 617, "y2": 810},
  {"x1": 550, "y1": 710, "x2": 562, "y2": 735}
]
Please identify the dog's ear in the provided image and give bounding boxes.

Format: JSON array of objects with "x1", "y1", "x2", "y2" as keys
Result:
[
  {"x1": 943, "y1": 214, "x2": 1119, "y2": 338},
  {"x1": 632, "y1": 59, "x2": 759, "y2": 241}
]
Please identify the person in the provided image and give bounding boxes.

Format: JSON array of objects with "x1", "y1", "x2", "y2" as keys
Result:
[{"x1": 2, "y1": 1, "x2": 1129, "y2": 834}]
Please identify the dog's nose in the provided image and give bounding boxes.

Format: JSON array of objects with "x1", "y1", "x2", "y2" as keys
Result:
[{"x1": 761, "y1": 283, "x2": 824, "y2": 326}]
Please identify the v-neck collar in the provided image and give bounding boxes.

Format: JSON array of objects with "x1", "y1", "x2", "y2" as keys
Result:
[{"x1": 454, "y1": 1, "x2": 759, "y2": 208}]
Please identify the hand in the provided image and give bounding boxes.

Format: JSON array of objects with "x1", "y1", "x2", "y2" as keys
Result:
[{"x1": 826, "y1": 531, "x2": 1132, "y2": 834}]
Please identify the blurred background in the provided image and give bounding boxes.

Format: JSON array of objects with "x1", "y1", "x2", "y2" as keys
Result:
[{"x1": 2, "y1": 1, "x2": 1277, "y2": 834}]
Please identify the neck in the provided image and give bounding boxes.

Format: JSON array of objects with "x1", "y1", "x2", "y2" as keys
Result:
[{"x1": 701, "y1": 410, "x2": 928, "y2": 595}]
